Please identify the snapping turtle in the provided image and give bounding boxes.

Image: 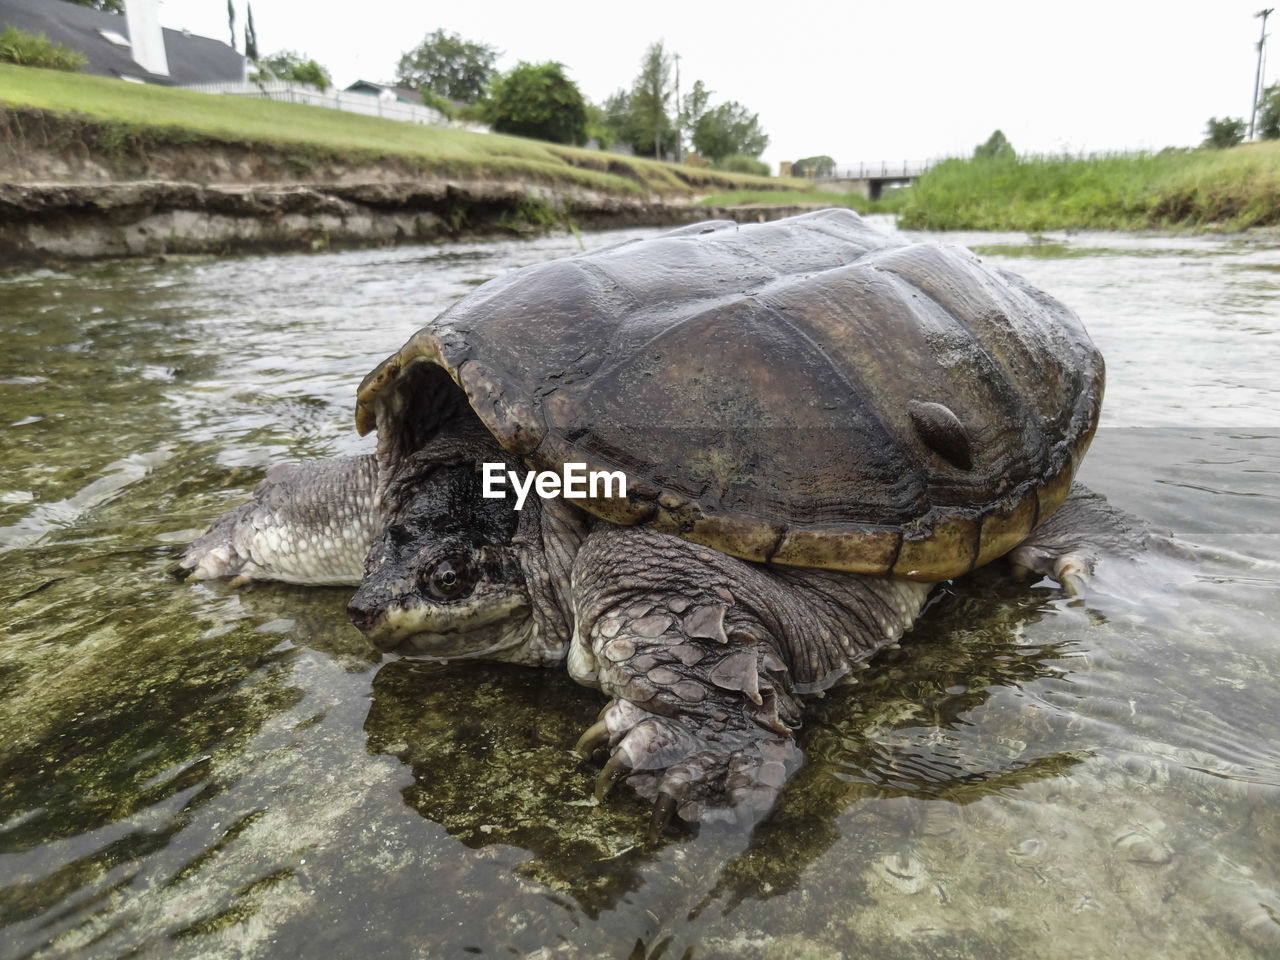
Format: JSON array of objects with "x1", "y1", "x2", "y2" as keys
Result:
[{"x1": 182, "y1": 209, "x2": 1118, "y2": 833}]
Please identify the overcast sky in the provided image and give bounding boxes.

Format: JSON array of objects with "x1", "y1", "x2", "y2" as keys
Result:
[{"x1": 156, "y1": 0, "x2": 1276, "y2": 171}]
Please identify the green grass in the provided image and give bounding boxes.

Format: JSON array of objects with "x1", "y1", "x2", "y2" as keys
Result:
[
  {"x1": 701, "y1": 146, "x2": 1280, "y2": 231},
  {"x1": 0, "y1": 64, "x2": 799, "y2": 199},
  {"x1": 897, "y1": 146, "x2": 1280, "y2": 231},
  {"x1": 697, "y1": 188, "x2": 909, "y2": 215}
]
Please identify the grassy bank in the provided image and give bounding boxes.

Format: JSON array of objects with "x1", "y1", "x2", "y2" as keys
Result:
[
  {"x1": 10, "y1": 67, "x2": 1273, "y2": 234},
  {"x1": 700, "y1": 147, "x2": 1280, "y2": 232},
  {"x1": 697, "y1": 188, "x2": 909, "y2": 215},
  {"x1": 0, "y1": 64, "x2": 807, "y2": 198},
  {"x1": 898, "y1": 146, "x2": 1280, "y2": 231}
]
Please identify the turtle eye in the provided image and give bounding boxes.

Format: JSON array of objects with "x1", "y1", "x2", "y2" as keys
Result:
[{"x1": 423, "y1": 553, "x2": 476, "y2": 601}]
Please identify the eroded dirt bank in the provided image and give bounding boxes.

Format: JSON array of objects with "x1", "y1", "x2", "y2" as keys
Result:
[
  {"x1": 0, "y1": 109, "x2": 815, "y2": 263},
  {"x1": 0, "y1": 178, "x2": 819, "y2": 262}
]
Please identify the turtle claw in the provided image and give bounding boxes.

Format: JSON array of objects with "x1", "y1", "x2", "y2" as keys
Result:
[
  {"x1": 1008, "y1": 542, "x2": 1096, "y2": 596},
  {"x1": 573, "y1": 717, "x2": 611, "y2": 760},
  {"x1": 575, "y1": 700, "x2": 801, "y2": 836},
  {"x1": 1053, "y1": 555, "x2": 1091, "y2": 597},
  {"x1": 595, "y1": 750, "x2": 631, "y2": 801},
  {"x1": 648, "y1": 788, "x2": 683, "y2": 843}
]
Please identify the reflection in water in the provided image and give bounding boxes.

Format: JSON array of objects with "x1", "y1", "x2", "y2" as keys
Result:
[
  {"x1": 0, "y1": 227, "x2": 1278, "y2": 958},
  {"x1": 359, "y1": 568, "x2": 1093, "y2": 917},
  {"x1": 366, "y1": 660, "x2": 653, "y2": 911}
]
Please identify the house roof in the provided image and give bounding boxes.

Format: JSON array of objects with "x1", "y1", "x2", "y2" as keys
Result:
[
  {"x1": 0, "y1": 0, "x2": 244, "y2": 85},
  {"x1": 344, "y1": 80, "x2": 424, "y2": 105}
]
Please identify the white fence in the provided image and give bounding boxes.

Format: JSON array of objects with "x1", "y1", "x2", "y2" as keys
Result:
[{"x1": 181, "y1": 80, "x2": 486, "y2": 131}]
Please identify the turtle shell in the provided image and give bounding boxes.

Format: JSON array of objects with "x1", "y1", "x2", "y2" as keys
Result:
[{"x1": 356, "y1": 209, "x2": 1103, "y2": 581}]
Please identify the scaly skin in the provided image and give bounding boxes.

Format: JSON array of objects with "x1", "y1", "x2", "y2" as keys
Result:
[
  {"x1": 180, "y1": 455, "x2": 378, "y2": 586},
  {"x1": 566, "y1": 524, "x2": 932, "y2": 834}
]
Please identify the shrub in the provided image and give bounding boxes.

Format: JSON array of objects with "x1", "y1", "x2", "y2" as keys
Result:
[
  {"x1": 793, "y1": 154, "x2": 835, "y2": 178},
  {"x1": 0, "y1": 26, "x2": 87, "y2": 71},
  {"x1": 974, "y1": 129, "x2": 1015, "y2": 160},
  {"x1": 486, "y1": 61, "x2": 587, "y2": 146},
  {"x1": 417, "y1": 87, "x2": 455, "y2": 120},
  {"x1": 714, "y1": 154, "x2": 770, "y2": 176},
  {"x1": 1203, "y1": 116, "x2": 1245, "y2": 149},
  {"x1": 1257, "y1": 83, "x2": 1280, "y2": 140},
  {"x1": 253, "y1": 50, "x2": 332, "y2": 91}
]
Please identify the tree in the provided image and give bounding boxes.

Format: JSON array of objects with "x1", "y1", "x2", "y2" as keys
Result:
[
  {"x1": 254, "y1": 50, "x2": 332, "y2": 90},
  {"x1": 630, "y1": 41, "x2": 674, "y2": 159},
  {"x1": 486, "y1": 61, "x2": 587, "y2": 146},
  {"x1": 1203, "y1": 116, "x2": 1245, "y2": 149},
  {"x1": 397, "y1": 29, "x2": 498, "y2": 103},
  {"x1": 61, "y1": 0, "x2": 122, "y2": 12},
  {"x1": 243, "y1": 3, "x2": 259, "y2": 62},
  {"x1": 679, "y1": 79, "x2": 712, "y2": 146},
  {"x1": 227, "y1": 0, "x2": 235, "y2": 51},
  {"x1": 691, "y1": 100, "x2": 768, "y2": 163},
  {"x1": 584, "y1": 101, "x2": 614, "y2": 149},
  {"x1": 1257, "y1": 83, "x2": 1280, "y2": 140},
  {"x1": 792, "y1": 155, "x2": 835, "y2": 178},
  {"x1": 974, "y1": 129, "x2": 1014, "y2": 160},
  {"x1": 601, "y1": 88, "x2": 640, "y2": 149}
]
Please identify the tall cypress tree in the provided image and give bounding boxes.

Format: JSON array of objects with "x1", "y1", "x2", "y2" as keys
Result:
[{"x1": 244, "y1": 4, "x2": 258, "y2": 62}]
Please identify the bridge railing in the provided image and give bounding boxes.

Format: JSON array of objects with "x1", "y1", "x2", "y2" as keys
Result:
[{"x1": 811, "y1": 160, "x2": 935, "y2": 180}]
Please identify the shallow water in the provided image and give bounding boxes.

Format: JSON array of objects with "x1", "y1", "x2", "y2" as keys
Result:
[{"x1": 1, "y1": 220, "x2": 1278, "y2": 959}]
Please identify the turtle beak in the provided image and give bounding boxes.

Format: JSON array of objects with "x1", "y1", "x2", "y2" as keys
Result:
[
  {"x1": 346, "y1": 596, "x2": 382, "y2": 637},
  {"x1": 346, "y1": 596, "x2": 400, "y2": 650}
]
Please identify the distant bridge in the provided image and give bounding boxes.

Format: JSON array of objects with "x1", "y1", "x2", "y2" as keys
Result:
[{"x1": 806, "y1": 160, "x2": 935, "y2": 200}]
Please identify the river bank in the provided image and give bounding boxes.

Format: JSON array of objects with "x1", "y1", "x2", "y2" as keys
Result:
[
  {"x1": 0, "y1": 66, "x2": 819, "y2": 263},
  {"x1": 0, "y1": 106, "x2": 814, "y2": 263},
  {"x1": 897, "y1": 146, "x2": 1280, "y2": 232},
  {"x1": 0, "y1": 168, "x2": 824, "y2": 263},
  {"x1": 703, "y1": 147, "x2": 1280, "y2": 233},
  {"x1": 9, "y1": 64, "x2": 1276, "y2": 262}
]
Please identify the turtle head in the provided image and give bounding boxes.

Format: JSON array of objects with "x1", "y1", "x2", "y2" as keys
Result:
[{"x1": 347, "y1": 450, "x2": 545, "y2": 664}]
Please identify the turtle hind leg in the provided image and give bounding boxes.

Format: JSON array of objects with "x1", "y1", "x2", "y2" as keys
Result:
[{"x1": 1007, "y1": 483, "x2": 1156, "y2": 595}]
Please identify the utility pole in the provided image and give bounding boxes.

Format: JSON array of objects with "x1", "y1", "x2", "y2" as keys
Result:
[
  {"x1": 1249, "y1": 8, "x2": 1273, "y2": 139},
  {"x1": 673, "y1": 52, "x2": 682, "y2": 164}
]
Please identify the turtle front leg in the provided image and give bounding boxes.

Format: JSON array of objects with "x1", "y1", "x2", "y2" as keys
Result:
[
  {"x1": 568, "y1": 525, "x2": 930, "y2": 838},
  {"x1": 571, "y1": 614, "x2": 804, "y2": 838}
]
